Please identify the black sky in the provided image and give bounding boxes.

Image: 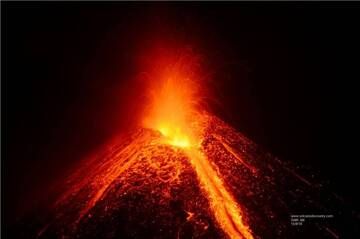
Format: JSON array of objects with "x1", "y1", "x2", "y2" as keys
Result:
[{"x1": 3, "y1": 2, "x2": 360, "y2": 224}]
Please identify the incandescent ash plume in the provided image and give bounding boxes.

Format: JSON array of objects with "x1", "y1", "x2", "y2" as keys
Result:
[{"x1": 28, "y1": 49, "x2": 351, "y2": 239}]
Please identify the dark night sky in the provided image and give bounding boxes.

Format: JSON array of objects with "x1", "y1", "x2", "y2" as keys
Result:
[{"x1": 3, "y1": 2, "x2": 360, "y2": 224}]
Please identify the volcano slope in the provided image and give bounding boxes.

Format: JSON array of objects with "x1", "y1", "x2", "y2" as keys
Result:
[
  {"x1": 8, "y1": 49, "x2": 358, "y2": 239},
  {"x1": 9, "y1": 112, "x2": 357, "y2": 239}
]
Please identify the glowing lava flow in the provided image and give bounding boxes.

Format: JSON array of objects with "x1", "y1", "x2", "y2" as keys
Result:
[
  {"x1": 185, "y1": 148, "x2": 254, "y2": 239},
  {"x1": 142, "y1": 54, "x2": 253, "y2": 239},
  {"x1": 54, "y1": 130, "x2": 163, "y2": 222}
]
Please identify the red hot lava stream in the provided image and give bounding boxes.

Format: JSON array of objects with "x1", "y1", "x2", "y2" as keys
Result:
[{"x1": 142, "y1": 52, "x2": 253, "y2": 239}]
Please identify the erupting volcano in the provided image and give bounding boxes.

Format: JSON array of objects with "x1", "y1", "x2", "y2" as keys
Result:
[{"x1": 31, "y1": 49, "x2": 348, "y2": 239}]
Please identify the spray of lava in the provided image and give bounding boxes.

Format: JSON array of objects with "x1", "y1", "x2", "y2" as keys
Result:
[{"x1": 40, "y1": 49, "x2": 255, "y2": 239}]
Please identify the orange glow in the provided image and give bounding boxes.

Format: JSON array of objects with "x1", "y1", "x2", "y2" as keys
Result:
[{"x1": 142, "y1": 51, "x2": 202, "y2": 148}]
